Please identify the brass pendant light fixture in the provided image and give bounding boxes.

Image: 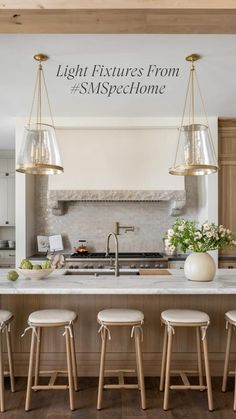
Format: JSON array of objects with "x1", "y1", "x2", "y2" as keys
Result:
[
  {"x1": 169, "y1": 54, "x2": 218, "y2": 176},
  {"x1": 16, "y1": 53, "x2": 63, "y2": 175}
]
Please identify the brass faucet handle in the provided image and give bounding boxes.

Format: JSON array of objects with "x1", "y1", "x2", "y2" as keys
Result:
[{"x1": 115, "y1": 221, "x2": 135, "y2": 235}]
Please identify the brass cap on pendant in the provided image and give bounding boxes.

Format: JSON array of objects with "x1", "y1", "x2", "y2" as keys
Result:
[
  {"x1": 185, "y1": 53, "x2": 201, "y2": 62},
  {"x1": 33, "y1": 53, "x2": 49, "y2": 62}
]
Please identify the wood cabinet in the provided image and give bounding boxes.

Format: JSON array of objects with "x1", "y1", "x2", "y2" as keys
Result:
[
  {"x1": 219, "y1": 118, "x2": 236, "y2": 256},
  {"x1": 0, "y1": 157, "x2": 15, "y2": 226}
]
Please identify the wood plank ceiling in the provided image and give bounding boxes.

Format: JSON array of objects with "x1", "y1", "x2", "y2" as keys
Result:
[{"x1": 1, "y1": 0, "x2": 236, "y2": 33}]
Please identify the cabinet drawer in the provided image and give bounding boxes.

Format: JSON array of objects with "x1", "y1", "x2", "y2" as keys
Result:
[
  {"x1": 168, "y1": 260, "x2": 185, "y2": 269},
  {"x1": 0, "y1": 250, "x2": 15, "y2": 266},
  {"x1": 218, "y1": 261, "x2": 236, "y2": 269}
]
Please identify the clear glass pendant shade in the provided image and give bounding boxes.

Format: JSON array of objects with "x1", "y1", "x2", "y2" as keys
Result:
[
  {"x1": 16, "y1": 124, "x2": 63, "y2": 174},
  {"x1": 16, "y1": 54, "x2": 63, "y2": 175},
  {"x1": 169, "y1": 54, "x2": 218, "y2": 176},
  {"x1": 169, "y1": 124, "x2": 218, "y2": 176}
]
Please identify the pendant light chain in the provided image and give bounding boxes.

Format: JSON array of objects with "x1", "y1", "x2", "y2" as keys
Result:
[
  {"x1": 41, "y1": 66, "x2": 55, "y2": 127},
  {"x1": 37, "y1": 63, "x2": 42, "y2": 127},
  {"x1": 28, "y1": 65, "x2": 40, "y2": 126},
  {"x1": 28, "y1": 61, "x2": 55, "y2": 128},
  {"x1": 173, "y1": 65, "x2": 192, "y2": 167},
  {"x1": 191, "y1": 61, "x2": 195, "y2": 127},
  {"x1": 194, "y1": 70, "x2": 218, "y2": 163}
]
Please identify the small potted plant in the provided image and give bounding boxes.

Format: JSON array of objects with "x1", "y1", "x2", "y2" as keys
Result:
[{"x1": 165, "y1": 219, "x2": 236, "y2": 281}]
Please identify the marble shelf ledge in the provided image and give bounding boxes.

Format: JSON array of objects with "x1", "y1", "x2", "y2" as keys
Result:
[
  {"x1": 0, "y1": 269, "x2": 236, "y2": 295},
  {"x1": 48, "y1": 189, "x2": 186, "y2": 216}
]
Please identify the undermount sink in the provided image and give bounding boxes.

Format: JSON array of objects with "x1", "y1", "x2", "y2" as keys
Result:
[{"x1": 64, "y1": 270, "x2": 139, "y2": 276}]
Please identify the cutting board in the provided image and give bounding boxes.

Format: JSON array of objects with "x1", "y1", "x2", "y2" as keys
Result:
[{"x1": 139, "y1": 269, "x2": 172, "y2": 276}]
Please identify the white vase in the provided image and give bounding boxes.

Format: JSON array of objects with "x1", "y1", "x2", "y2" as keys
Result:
[{"x1": 184, "y1": 252, "x2": 216, "y2": 282}]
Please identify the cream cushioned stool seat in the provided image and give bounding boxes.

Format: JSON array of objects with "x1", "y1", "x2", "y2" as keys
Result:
[
  {"x1": 0, "y1": 310, "x2": 13, "y2": 324},
  {"x1": 97, "y1": 308, "x2": 144, "y2": 324},
  {"x1": 24, "y1": 308, "x2": 78, "y2": 412},
  {"x1": 0, "y1": 310, "x2": 15, "y2": 412},
  {"x1": 29, "y1": 309, "x2": 77, "y2": 325},
  {"x1": 97, "y1": 308, "x2": 146, "y2": 411},
  {"x1": 222, "y1": 310, "x2": 236, "y2": 410},
  {"x1": 225, "y1": 310, "x2": 236, "y2": 324},
  {"x1": 160, "y1": 308, "x2": 213, "y2": 412},
  {"x1": 161, "y1": 309, "x2": 210, "y2": 325}
]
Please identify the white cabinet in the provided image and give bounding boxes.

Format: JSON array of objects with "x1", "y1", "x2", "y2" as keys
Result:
[
  {"x1": 0, "y1": 158, "x2": 15, "y2": 176},
  {"x1": 0, "y1": 250, "x2": 15, "y2": 268},
  {"x1": 7, "y1": 177, "x2": 15, "y2": 226},
  {"x1": 0, "y1": 158, "x2": 15, "y2": 226},
  {"x1": 0, "y1": 178, "x2": 8, "y2": 225}
]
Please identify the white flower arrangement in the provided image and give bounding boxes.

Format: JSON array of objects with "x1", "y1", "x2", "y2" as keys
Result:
[{"x1": 165, "y1": 219, "x2": 236, "y2": 253}]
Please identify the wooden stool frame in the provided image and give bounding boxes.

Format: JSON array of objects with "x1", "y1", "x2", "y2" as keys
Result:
[
  {"x1": 97, "y1": 320, "x2": 146, "y2": 411},
  {"x1": 25, "y1": 321, "x2": 78, "y2": 412},
  {"x1": 160, "y1": 321, "x2": 213, "y2": 412},
  {"x1": 222, "y1": 320, "x2": 236, "y2": 410},
  {"x1": 0, "y1": 317, "x2": 15, "y2": 412}
]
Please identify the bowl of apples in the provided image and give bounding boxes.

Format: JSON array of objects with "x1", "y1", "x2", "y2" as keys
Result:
[{"x1": 17, "y1": 259, "x2": 54, "y2": 280}]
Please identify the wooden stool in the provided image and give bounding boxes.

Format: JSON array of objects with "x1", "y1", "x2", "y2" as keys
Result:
[
  {"x1": 23, "y1": 309, "x2": 78, "y2": 411},
  {"x1": 160, "y1": 309, "x2": 213, "y2": 411},
  {"x1": 97, "y1": 308, "x2": 146, "y2": 410},
  {"x1": 222, "y1": 310, "x2": 236, "y2": 410},
  {"x1": 0, "y1": 310, "x2": 15, "y2": 412}
]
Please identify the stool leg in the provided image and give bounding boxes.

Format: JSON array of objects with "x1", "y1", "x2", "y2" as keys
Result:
[
  {"x1": 70, "y1": 325, "x2": 78, "y2": 391},
  {"x1": 201, "y1": 328, "x2": 214, "y2": 412},
  {"x1": 6, "y1": 326, "x2": 15, "y2": 393},
  {"x1": 0, "y1": 332, "x2": 4, "y2": 412},
  {"x1": 222, "y1": 323, "x2": 232, "y2": 392},
  {"x1": 34, "y1": 327, "x2": 41, "y2": 388},
  {"x1": 97, "y1": 328, "x2": 108, "y2": 410},
  {"x1": 65, "y1": 327, "x2": 75, "y2": 411},
  {"x1": 135, "y1": 327, "x2": 146, "y2": 410},
  {"x1": 160, "y1": 325, "x2": 167, "y2": 391},
  {"x1": 134, "y1": 329, "x2": 141, "y2": 390},
  {"x1": 234, "y1": 366, "x2": 236, "y2": 411},
  {"x1": 25, "y1": 329, "x2": 37, "y2": 411},
  {"x1": 196, "y1": 327, "x2": 204, "y2": 389},
  {"x1": 163, "y1": 328, "x2": 173, "y2": 411}
]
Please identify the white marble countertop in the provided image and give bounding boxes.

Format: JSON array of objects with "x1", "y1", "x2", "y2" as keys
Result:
[{"x1": 0, "y1": 268, "x2": 236, "y2": 294}]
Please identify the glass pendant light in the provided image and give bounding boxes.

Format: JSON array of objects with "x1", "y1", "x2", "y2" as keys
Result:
[
  {"x1": 169, "y1": 54, "x2": 218, "y2": 176},
  {"x1": 16, "y1": 53, "x2": 63, "y2": 175}
]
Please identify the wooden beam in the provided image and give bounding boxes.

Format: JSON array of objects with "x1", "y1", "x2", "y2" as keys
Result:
[
  {"x1": 1, "y1": 1, "x2": 236, "y2": 10},
  {"x1": 1, "y1": 9, "x2": 236, "y2": 34}
]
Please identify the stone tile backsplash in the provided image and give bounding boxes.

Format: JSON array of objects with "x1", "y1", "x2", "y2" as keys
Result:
[{"x1": 35, "y1": 176, "x2": 199, "y2": 253}]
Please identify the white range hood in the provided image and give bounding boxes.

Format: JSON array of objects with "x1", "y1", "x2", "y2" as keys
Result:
[{"x1": 48, "y1": 126, "x2": 186, "y2": 215}]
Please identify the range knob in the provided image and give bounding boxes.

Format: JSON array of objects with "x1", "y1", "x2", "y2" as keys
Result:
[
  {"x1": 159, "y1": 264, "x2": 164, "y2": 268},
  {"x1": 69, "y1": 265, "x2": 73, "y2": 269},
  {"x1": 88, "y1": 265, "x2": 94, "y2": 269},
  {"x1": 84, "y1": 265, "x2": 89, "y2": 269},
  {"x1": 155, "y1": 264, "x2": 160, "y2": 268},
  {"x1": 140, "y1": 264, "x2": 145, "y2": 268},
  {"x1": 74, "y1": 265, "x2": 79, "y2": 269},
  {"x1": 145, "y1": 264, "x2": 150, "y2": 268},
  {"x1": 130, "y1": 264, "x2": 136, "y2": 269},
  {"x1": 98, "y1": 265, "x2": 104, "y2": 269}
]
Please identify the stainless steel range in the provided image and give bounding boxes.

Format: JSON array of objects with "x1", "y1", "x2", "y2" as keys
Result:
[{"x1": 65, "y1": 252, "x2": 168, "y2": 270}]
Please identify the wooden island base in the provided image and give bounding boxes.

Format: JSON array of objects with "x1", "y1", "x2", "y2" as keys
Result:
[{"x1": 1, "y1": 294, "x2": 235, "y2": 377}]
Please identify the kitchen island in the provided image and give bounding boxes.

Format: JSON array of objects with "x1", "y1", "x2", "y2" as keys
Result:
[
  {"x1": 0, "y1": 268, "x2": 235, "y2": 294},
  {"x1": 1, "y1": 268, "x2": 236, "y2": 377}
]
